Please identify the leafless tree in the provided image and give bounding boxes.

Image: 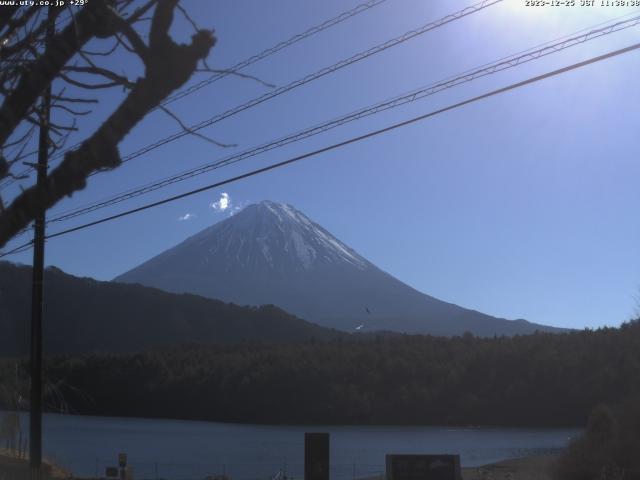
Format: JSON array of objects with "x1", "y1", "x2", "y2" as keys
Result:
[{"x1": 0, "y1": 0, "x2": 218, "y2": 249}]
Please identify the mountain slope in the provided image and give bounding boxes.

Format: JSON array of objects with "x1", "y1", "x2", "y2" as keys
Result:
[
  {"x1": 0, "y1": 261, "x2": 342, "y2": 356},
  {"x1": 115, "y1": 201, "x2": 563, "y2": 336}
]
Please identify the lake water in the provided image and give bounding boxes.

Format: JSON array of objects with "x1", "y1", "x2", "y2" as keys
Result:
[{"x1": 21, "y1": 413, "x2": 578, "y2": 480}]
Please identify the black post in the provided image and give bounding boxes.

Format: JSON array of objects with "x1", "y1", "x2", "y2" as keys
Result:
[
  {"x1": 304, "y1": 432, "x2": 330, "y2": 480},
  {"x1": 30, "y1": 8, "x2": 53, "y2": 479}
]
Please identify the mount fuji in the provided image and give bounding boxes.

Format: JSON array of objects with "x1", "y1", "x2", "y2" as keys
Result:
[{"x1": 115, "y1": 201, "x2": 562, "y2": 336}]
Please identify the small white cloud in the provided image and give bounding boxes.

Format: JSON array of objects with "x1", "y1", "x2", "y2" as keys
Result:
[
  {"x1": 178, "y1": 213, "x2": 196, "y2": 221},
  {"x1": 211, "y1": 192, "x2": 230, "y2": 212}
]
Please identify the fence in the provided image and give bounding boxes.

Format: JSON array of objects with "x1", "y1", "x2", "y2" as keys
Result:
[{"x1": 86, "y1": 460, "x2": 385, "y2": 480}]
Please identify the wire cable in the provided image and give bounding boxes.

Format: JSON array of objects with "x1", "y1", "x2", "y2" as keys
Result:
[
  {"x1": 5, "y1": 8, "x2": 638, "y2": 245},
  {"x1": 161, "y1": 0, "x2": 391, "y2": 107},
  {"x1": 0, "y1": 239, "x2": 34, "y2": 257},
  {"x1": 6, "y1": 9, "x2": 640, "y2": 246},
  {"x1": 0, "y1": 0, "x2": 391, "y2": 190},
  {"x1": 0, "y1": 0, "x2": 503, "y2": 191},
  {"x1": 3, "y1": 39, "x2": 637, "y2": 257},
  {"x1": 43, "y1": 13, "x2": 640, "y2": 225},
  {"x1": 109, "y1": 0, "x2": 504, "y2": 166}
]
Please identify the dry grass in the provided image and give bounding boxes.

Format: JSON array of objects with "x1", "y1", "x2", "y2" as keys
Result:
[
  {"x1": 462, "y1": 455, "x2": 557, "y2": 480},
  {"x1": 358, "y1": 454, "x2": 557, "y2": 480},
  {"x1": 0, "y1": 451, "x2": 557, "y2": 480},
  {"x1": 0, "y1": 449, "x2": 71, "y2": 480}
]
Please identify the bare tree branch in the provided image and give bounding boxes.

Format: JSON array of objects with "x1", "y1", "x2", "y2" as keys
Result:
[
  {"x1": 0, "y1": 8, "x2": 61, "y2": 62},
  {"x1": 176, "y1": 3, "x2": 198, "y2": 33},
  {"x1": 51, "y1": 94, "x2": 99, "y2": 104},
  {"x1": 80, "y1": 39, "x2": 120, "y2": 57},
  {"x1": 2, "y1": 125, "x2": 35, "y2": 150},
  {"x1": 51, "y1": 104, "x2": 91, "y2": 116},
  {"x1": 0, "y1": 6, "x2": 20, "y2": 35},
  {"x1": 62, "y1": 65, "x2": 135, "y2": 88},
  {"x1": 0, "y1": 1, "x2": 118, "y2": 148},
  {"x1": 196, "y1": 66, "x2": 276, "y2": 89},
  {"x1": 159, "y1": 105, "x2": 236, "y2": 148},
  {"x1": 125, "y1": 0, "x2": 158, "y2": 24},
  {"x1": 0, "y1": 0, "x2": 216, "y2": 248},
  {"x1": 0, "y1": 7, "x2": 36, "y2": 47},
  {"x1": 114, "y1": 16, "x2": 149, "y2": 61}
]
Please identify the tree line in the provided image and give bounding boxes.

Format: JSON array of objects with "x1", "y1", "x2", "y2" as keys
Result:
[{"x1": 2, "y1": 319, "x2": 639, "y2": 427}]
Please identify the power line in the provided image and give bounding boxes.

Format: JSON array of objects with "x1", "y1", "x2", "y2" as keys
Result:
[
  {"x1": 3, "y1": 1, "x2": 509, "y2": 245},
  {"x1": 160, "y1": 0, "x2": 391, "y2": 107},
  {"x1": 3, "y1": 39, "x2": 638, "y2": 257},
  {"x1": 0, "y1": 239, "x2": 33, "y2": 257},
  {"x1": 0, "y1": 0, "x2": 503, "y2": 191},
  {"x1": 0, "y1": 0, "x2": 391, "y2": 190},
  {"x1": 42, "y1": 13, "x2": 640, "y2": 226},
  {"x1": 6, "y1": 9, "x2": 640, "y2": 246},
  {"x1": 111, "y1": 0, "x2": 503, "y2": 166}
]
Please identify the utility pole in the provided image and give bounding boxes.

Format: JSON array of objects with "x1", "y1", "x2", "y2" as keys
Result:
[{"x1": 30, "y1": 7, "x2": 54, "y2": 479}]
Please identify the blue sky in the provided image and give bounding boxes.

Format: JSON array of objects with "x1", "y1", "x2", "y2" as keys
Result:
[{"x1": 3, "y1": 0, "x2": 640, "y2": 329}]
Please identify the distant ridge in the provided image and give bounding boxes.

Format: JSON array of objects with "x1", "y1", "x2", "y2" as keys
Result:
[
  {"x1": 0, "y1": 261, "x2": 342, "y2": 356},
  {"x1": 115, "y1": 201, "x2": 565, "y2": 337}
]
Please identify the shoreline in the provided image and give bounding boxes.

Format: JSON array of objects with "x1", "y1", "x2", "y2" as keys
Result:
[
  {"x1": 462, "y1": 455, "x2": 557, "y2": 480},
  {"x1": 360, "y1": 455, "x2": 557, "y2": 480},
  {"x1": 3, "y1": 409, "x2": 583, "y2": 430},
  {"x1": 1, "y1": 450, "x2": 559, "y2": 480}
]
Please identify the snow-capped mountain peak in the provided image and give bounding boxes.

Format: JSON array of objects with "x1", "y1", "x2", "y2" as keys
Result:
[
  {"x1": 169, "y1": 201, "x2": 368, "y2": 273},
  {"x1": 203, "y1": 200, "x2": 366, "y2": 271},
  {"x1": 115, "y1": 200, "x2": 563, "y2": 337},
  {"x1": 254, "y1": 201, "x2": 367, "y2": 270}
]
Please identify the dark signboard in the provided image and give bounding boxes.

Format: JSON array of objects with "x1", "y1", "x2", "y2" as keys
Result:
[
  {"x1": 105, "y1": 466, "x2": 119, "y2": 478},
  {"x1": 304, "y1": 432, "x2": 330, "y2": 480},
  {"x1": 386, "y1": 454, "x2": 461, "y2": 480}
]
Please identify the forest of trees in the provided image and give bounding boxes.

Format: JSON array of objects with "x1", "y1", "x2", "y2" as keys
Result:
[
  {"x1": 1, "y1": 319, "x2": 639, "y2": 427},
  {"x1": 553, "y1": 398, "x2": 640, "y2": 480}
]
